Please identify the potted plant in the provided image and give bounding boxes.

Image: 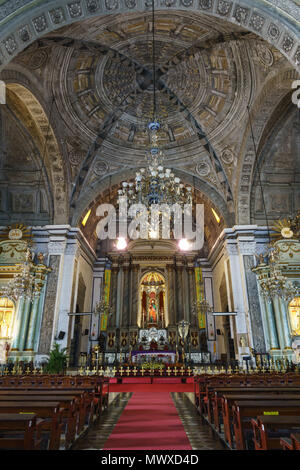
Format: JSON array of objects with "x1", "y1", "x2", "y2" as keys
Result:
[{"x1": 44, "y1": 342, "x2": 68, "y2": 375}]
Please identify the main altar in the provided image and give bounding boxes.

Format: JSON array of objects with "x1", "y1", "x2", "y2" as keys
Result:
[{"x1": 131, "y1": 327, "x2": 176, "y2": 364}]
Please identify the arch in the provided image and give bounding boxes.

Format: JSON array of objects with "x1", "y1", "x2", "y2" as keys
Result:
[
  {"x1": 139, "y1": 270, "x2": 167, "y2": 328},
  {"x1": 0, "y1": 1, "x2": 299, "y2": 72},
  {"x1": 71, "y1": 167, "x2": 234, "y2": 229},
  {"x1": 236, "y1": 66, "x2": 300, "y2": 224},
  {"x1": 0, "y1": 77, "x2": 69, "y2": 224}
]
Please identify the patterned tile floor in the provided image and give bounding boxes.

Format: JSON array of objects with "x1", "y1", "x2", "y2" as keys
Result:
[
  {"x1": 171, "y1": 393, "x2": 227, "y2": 450},
  {"x1": 71, "y1": 393, "x2": 132, "y2": 450},
  {"x1": 72, "y1": 392, "x2": 227, "y2": 450}
]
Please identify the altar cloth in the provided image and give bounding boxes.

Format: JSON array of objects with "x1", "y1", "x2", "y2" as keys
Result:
[{"x1": 131, "y1": 350, "x2": 176, "y2": 363}]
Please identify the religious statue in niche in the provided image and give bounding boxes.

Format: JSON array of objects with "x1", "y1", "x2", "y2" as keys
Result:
[
  {"x1": 289, "y1": 297, "x2": 300, "y2": 336},
  {"x1": 148, "y1": 297, "x2": 157, "y2": 323},
  {"x1": 140, "y1": 272, "x2": 165, "y2": 328},
  {"x1": 0, "y1": 297, "x2": 14, "y2": 339}
]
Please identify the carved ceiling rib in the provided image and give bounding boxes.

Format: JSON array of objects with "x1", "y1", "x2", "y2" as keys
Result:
[{"x1": 49, "y1": 35, "x2": 233, "y2": 209}]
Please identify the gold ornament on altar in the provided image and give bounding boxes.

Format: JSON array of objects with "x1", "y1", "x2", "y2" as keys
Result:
[
  {"x1": 0, "y1": 224, "x2": 51, "y2": 302},
  {"x1": 271, "y1": 212, "x2": 300, "y2": 242}
]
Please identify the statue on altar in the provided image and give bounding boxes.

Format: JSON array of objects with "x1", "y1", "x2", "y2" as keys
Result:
[
  {"x1": 140, "y1": 271, "x2": 165, "y2": 328},
  {"x1": 149, "y1": 299, "x2": 157, "y2": 323}
]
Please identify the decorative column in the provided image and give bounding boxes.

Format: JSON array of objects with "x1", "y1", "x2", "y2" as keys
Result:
[
  {"x1": 225, "y1": 241, "x2": 251, "y2": 362},
  {"x1": 176, "y1": 258, "x2": 184, "y2": 323},
  {"x1": 252, "y1": 263, "x2": 281, "y2": 354},
  {"x1": 279, "y1": 298, "x2": 293, "y2": 353},
  {"x1": 271, "y1": 297, "x2": 293, "y2": 359},
  {"x1": 131, "y1": 264, "x2": 139, "y2": 327},
  {"x1": 264, "y1": 299, "x2": 280, "y2": 351},
  {"x1": 11, "y1": 297, "x2": 25, "y2": 352},
  {"x1": 25, "y1": 263, "x2": 52, "y2": 352},
  {"x1": 38, "y1": 243, "x2": 64, "y2": 358},
  {"x1": 182, "y1": 261, "x2": 190, "y2": 322},
  {"x1": 109, "y1": 265, "x2": 119, "y2": 328},
  {"x1": 187, "y1": 267, "x2": 196, "y2": 327},
  {"x1": 49, "y1": 240, "x2": 79, "y2": 352},
  {"x1": 167, "y1": 265, "x2": 174, "y2": 326},
  {"x1": 17, "y1": 297, "x2": 31, "y2": 352},
  {"x1": 122, "y1": 265, "x2": 130, "y2": 328}
]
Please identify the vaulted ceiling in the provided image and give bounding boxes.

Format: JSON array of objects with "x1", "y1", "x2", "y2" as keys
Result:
[{"x1": 0, "y1": 5, "x2": 299, "y2": 244}]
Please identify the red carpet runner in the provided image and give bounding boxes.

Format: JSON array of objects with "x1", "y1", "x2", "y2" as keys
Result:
[{"x1": 103, "y1": 392, "x2": 192, "y2": 450}]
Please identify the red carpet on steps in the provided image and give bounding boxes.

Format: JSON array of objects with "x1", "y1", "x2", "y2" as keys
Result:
[
  {"x1": 103, "y1": 393, "x2": 192, "y2": 450},
  {"x1": 109, "y1": 383, "x2": 194, "y2": 393}
]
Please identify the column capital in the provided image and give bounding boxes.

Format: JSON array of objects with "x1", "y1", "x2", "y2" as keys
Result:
[{"x1": 48, "y1": 239, "x2": 66, "y2": 255}]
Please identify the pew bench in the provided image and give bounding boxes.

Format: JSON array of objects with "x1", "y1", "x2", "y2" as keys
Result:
[
  {"x1": 251, "y1": 416, "x2": 300, "y2": 450},
  {"x1": 0, "y1": 401, "x2": 62, "y2": 450},
  {"x1": 205, "y1": 385, "x2": 300, "y2": 426},
  {"x1": 212, "y1": 391, "x2": 300, "y2": 445},
  {"x1": 232, "y1": 400, "x2": 300, "y2": 450},
  {"x1": 280, "y1": 433, "x2": 300, "y2": 450},
  {"x1": 0, "y1": 413, "x2": 43, "y2": 450}
]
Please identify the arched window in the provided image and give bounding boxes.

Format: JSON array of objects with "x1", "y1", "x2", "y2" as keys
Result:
[
  {"x1": 289, "y1": 297, "x2": 300, "y2": 336},
  {"x1": 0, "y1": 297, "x2": 14, "y2": 339}
]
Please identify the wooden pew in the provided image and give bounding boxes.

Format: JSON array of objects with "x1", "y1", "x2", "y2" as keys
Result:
[
  {"x1": 291, "y1": 433, "x2": 300, "y2": 450},
  {"x1": 252, "y1": 416, "x2": 300, "y2": 450},
  {"x1": 211, "y1": 388, "x2": 300, "y2": 436},
  {"x1": 221, "y1": 393, "x2": 300, "y2": 448},
  {"x1": 0, "y1": 401, "x2": 62, "y2": 450},
  {"x1": 206, "y1": 385, "x2": 300, "y2": 426},
  {"x1": 0, "y1": 395, "x2": 78, "y2": 449},
  {"x1": 232, "y1": 400, "x2": 300, "y2": 450},
  {"x1": 0, "y1": 387, "x2": 99, "y2": 437},
  {"x1": 0, "y1": 413, "x2": 43, "y2": 450}
]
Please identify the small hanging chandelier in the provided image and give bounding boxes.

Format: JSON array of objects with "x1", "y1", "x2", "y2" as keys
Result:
[
  {"x1": 258, "y1": 249, "x2": 299, "y2": 303},
  {"x1": 94, "y1": 299, "x2": 113, "y2": 317},
  {"x1": 192, "y1": 298, "x2": 213, "y2": 317}
]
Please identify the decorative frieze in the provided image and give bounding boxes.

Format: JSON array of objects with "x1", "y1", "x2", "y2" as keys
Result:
[
  {"x1": 49, "y1": 8, "x2": 65, "y2": 24},
  {"x1": 226, "y1": 243, "x2": 239, "y2": 255},
  {"x1": 238, "y1": 241, "x2": 256, "y2": 255},
  {"x1": 105, "y1": 0, "x2": 119, "y2": 10},
  {"x1": 268, "y1": 23, "x2": 280, "y2": 42},
  {"x1": 294, "y1": 46, "x2": 300, "y2": 65},
  {"x1": 199, "y1": 0, "x2": 213, "y2": 10},
  {"x1": 249, "y1": 12, "x2": 265, "y2": 32},
  {"x1": 233, "y1": 5, "x2": 250, "y2": 24},
  {"x1": 67, "y1": 1, "x2": 83, "y2": 17},
  {"x1": 3, "y1": 36, "x2": 17, "y2": 55},
  {"x1": 281, "y1": 34, "x2": 295, "y2": 53},
  {"x1": 18, "y1": 26, "x2": 31, "y2": 43},
  {"x1": 124, "y1": 0, "x2": 136, "y2": 8},
  {"x1": 217, "y1": 0, "x2": 232, "y2": 16},
  {"x1": 32, "y1": 14, "x2": 48, "y2": 33},
  {"x1": 181, "y1": 0, "x2": 193, "y2": 7},
  {"x1": 86, "y1": 0, "x2": 99, "y2": 12},
  {"x1": 48, "y1": 241, "x2": 66, "y2": 255}
]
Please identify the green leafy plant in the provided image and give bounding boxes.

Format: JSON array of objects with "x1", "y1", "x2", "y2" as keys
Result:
[{"x1": 44, "y1": 342, "x2": 68, "y2": 374}]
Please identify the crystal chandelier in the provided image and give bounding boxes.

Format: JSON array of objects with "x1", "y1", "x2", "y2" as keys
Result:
[
  {"x1": 0, "y1": 249, "x2": 41, "y2": 302},
  {"x1": 94, "y1": 299, "x2": 113, "y2": 317},
  {"x1": 258, "y1": 249, "x2": 299, "y2": 303},
  {"x1": 192, "y1": 298, "x2": 213, "y2": 317},
  {"x1": 119, "y1": 120, "x2": 193, "y2": 209}
]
